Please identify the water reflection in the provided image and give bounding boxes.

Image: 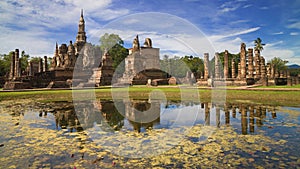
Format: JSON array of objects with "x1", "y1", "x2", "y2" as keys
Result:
[{"x1": 7, "y1": 100, "x2": 281, "y2": 135}]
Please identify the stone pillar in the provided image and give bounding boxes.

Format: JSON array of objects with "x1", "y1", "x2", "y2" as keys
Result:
[
  {"x1": 204, "y1": 53, "x2": 209, "y2": 80},
  {"x1": 254, "y1": 50, "x2": 261, "y2": 78},
  {"x1": 237, "y1": 63, "x2": 241, "y2": 79},
  {"x1": 44, "y1": 56, "x2": 48, "y2": 72},
  {"x1": 14, "y1": 49, "x2": 20, "y2": 77},
  {"x1": 224, "y1": 50, "x2": 229, "y2": 79},
  {"x1": 9, "y1": 52, "x2": 15, "y2": 80},
  {"x1": 39, "y1": 58, "x2": 43, "y2": 73},
  {"x1": 266, "y1": 63, "x2": 271, "y2": 78},
  {"x1": 287, "y1": 77, "x2": 293, "y2": 86},
  {"x1": 240, "y1": 43, "x2": 246, "y2": 79},
  {"x1": 231, "y1": 59, "x2": 236, "y2": 78},
  {"x1": 247, "y1": 48, "x2": 254, "y2": 78},
  {"x1": 260, "y1": 56, "x2": 266, "y2": 78},
  {"x1": 214, "y1": 53, "x2": 220, "y2": 78},
  {"x1": 271, "y1": 65, "x2": 275, "y2": 79}
]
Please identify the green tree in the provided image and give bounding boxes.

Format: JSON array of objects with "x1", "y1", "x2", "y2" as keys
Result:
[
  {"x1": 268, "y1": 57, "x2": 288, "y2": 74},
  {"x1": 254, "y1": 38, "x2": 265, "y2": 53},
  {"x1": 99, "y1": 33, "x2": 128, "y2": 73},
  {"x1": 0, "y1": 50, "x2": 30, "y2": 77}
]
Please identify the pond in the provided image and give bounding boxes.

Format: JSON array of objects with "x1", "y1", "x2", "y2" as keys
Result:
[{"x1": 0, "y1": 99, "x2": 299, "y2": 168}]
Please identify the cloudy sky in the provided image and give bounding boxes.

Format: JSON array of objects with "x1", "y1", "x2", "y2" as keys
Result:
[{"x1": 0, "y1": 0, "x2": 299, "y2": 64}]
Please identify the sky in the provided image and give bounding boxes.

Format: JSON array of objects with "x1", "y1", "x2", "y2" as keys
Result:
[{"x1": 0, "y1": 0, "x2": 300, "y2": 65}]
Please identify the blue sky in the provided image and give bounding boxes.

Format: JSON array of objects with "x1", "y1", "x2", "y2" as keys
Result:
[{"x1": 0, "y1": 0, "x2": 300, "y2": 64}]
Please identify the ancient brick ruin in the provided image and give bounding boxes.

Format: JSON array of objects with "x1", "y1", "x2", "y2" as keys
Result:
[
  {"x1": 3, "y1": 10, "x2": 113, "y2": 90},
  {"x1": 197, "y1": 43, "x2": 299, "y2": 86}
]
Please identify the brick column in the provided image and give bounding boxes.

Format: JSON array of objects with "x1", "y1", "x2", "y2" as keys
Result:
[
  {"x1": 224, "y1": 50, "x2": 229, "y2": 79},
  {"x1": 204, "y1": 53, "x2": 209, "y2": 80},
  {"x1": 240, "y1": 43, "x2": 246, "y2": 79},
  {"x1": 247, "y1": 48, "x2": 254, "y2": 78}
]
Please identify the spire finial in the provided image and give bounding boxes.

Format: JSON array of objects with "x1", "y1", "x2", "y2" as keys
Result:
[{"x1": 81, "y1": 9, "x2": 83, "y2": 17}]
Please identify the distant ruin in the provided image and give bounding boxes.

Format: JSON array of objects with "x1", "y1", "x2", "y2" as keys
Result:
[{"x1": 197, "y1": 43, "x2": 299, "y2": 86}]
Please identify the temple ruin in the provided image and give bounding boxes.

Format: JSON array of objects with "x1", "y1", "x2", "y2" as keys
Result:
[
  {"x1": 3, "y1": 10, "x2": 113, "y2": 90},
  {"x1": 197, "y1": 42, "x2": 299, "y2": 86}
]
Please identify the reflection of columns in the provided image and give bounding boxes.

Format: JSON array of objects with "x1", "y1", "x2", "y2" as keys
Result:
[
  {"x1": 204, "y1": 103, "x2": 210, "y2": 126},
  {"x1": 204, "y1": 53, "x2": 209, "y2": 80},
  {"x1": 240, "y1": 43, "x2": 246, "y2": 79},
  {"x1": 44, "y1": 56, "x2": 48, "y2": 72},
  {"x1": 248, "y1": 48, "x2": 254, "y2": 78},
  {"x1": 9, "y1": 52, "x2": 15, "y2": 80},
  {"x1": 224, "y1": 50, "x2": 229, "y2": 79},
  {"x1": 232, "y1": 106, "x2": 236, "y2": 118},
  {"x1": 256, "y1": 106, "x2": 262, "y2": 127},
  {"x1": 216, "y1": 106, "x2": 220, "y2": 128},
  {"x1": 224, "y1": 105, "x2": 230, "y2": 125},
  {"x1": 241, "y1": 105, "x2": 248, "y2": 135},
  {"x1": 261, "y1": 107, "x2": 267, "y2": 119},
  {"x1": 249, "y1": 106, "x2": 255, "y2": 133},
  {"x1": 231, "y1": 59, "x2": 236, "y2": 78},
  {"x1": 214, "y1": 53, "x2": 220, "y2": 78},
  {"x1": 39, "y1": 58, "x2": 43, "y2": 73},
  {"x1": 271, "y1": 107, "x2": 277, "y2": 119}
]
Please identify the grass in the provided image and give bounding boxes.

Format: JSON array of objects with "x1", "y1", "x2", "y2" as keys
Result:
[
  {"x1": 256, "y1": 84, "x2": 300, "y2": 88},
  {"x1": 0, "y1": 86, "x2": 300, "y2": 106}
]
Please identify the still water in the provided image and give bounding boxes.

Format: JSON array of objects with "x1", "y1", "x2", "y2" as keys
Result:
[{"x1": 0, "y1": 99, "x2": 299, "y2": 168}]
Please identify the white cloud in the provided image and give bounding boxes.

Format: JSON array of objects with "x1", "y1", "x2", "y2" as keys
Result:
[
  {"x1": 209, "y1": 27, "x2": 260, "y2": 41},
  {"x1": 260, "y1": 7, "x2": 269, "y2": 10},
  {"x1": 287, "y1": 21, "x2": 300, "y2": 29},
  {"x1": 290, "y1": 32, "x2": 299, "y2": 36},
  {"x1": 272, "y1": 31, "x2": 284, "y2": 35}
]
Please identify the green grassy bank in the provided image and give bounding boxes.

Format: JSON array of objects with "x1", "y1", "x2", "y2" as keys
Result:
[{"x1": 0, "y1": 86, "x2": 300, "y2": 106}]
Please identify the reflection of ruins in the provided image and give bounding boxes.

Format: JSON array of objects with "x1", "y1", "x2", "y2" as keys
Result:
[
  {"x1": 124, "y1": 99, "x2": 160, "y2": 132},
  {"x1": 8, "y1": 100, "x2": 279, "y2": 135},
  {"x1": 74, "y1": 99, "x2": 161, "y2": 132},
  {"x1": 201, "y1": 102, "x2": 278, "y2": 135}
]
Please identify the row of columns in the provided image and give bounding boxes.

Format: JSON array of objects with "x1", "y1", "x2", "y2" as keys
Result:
[
  {"x1": 202, "y1": 43, "x2": 283, "y2": 80},
  {"x1": 9, "y1": 49, "x2": 48, "y2": 79},
  {"x1": 9, "y1": 49, "x2": 21, "y2": 80}
]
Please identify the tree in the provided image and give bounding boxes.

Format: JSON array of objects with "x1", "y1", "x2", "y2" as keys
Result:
[
  {"x1": 254, "y1": 38, "x2": 265, "y2": 53},
  {"x1": 99, "y1": 33, "x2": 128, "y2": 73},
  {"x1": 268, "y1": 57, "x2": 288, "y2": 73},
  {"x1": 99, "y1": 33, "x2": 124, "y2": 51},
  {"x1": 0, "y1": 50, "x2": 30, "y2": 77}
]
